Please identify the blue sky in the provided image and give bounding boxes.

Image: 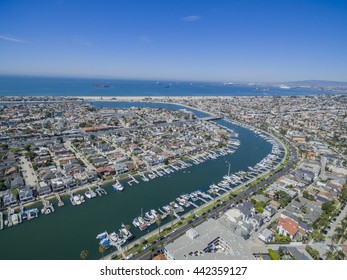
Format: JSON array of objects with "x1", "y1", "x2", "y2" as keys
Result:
[{"x1": 0, "y1": 0, "x2": 347, "y2": 82}]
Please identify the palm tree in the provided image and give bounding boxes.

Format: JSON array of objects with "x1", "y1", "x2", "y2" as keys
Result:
[
  {"x1": 99, "y1": 245, "x2": 106, "y2": 260},
  {"x1": 169, "y1": 209, "x2": 174, "y2": 228},
  {"x1": 156, "y1": 214, "x2": 162, "y2": 236},
  {"x1": 80, "y1": 249, "x2": 89, "y2": 260},
  {"x1": 150, "y1": 246, "x2": 157, "y2": 259},
  {"x1": 125, "y1": 224, "x2": 131, "y2": 232},
  {"x1": 212, "y1": 189, "x2": 218, "y2": 205},
  {"x1": 325, "y1": 250, "x2": 335, "y2": 260}
]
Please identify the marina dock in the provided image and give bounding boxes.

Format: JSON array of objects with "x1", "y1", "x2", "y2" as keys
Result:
[
  {"x1": 55, "y1": 193, "x2": 64, "y2": 207},
  {"x1": 41, "y1": 197, "x2": 55, "y2": 215},
  {"x1": 95, "y1": 185, "x2": 107, "y2": 196},
  {"x1": 189, "y1": 201, "x2": 199, "y2": 208},
  {"x1": 128, "y1": 174, "x2": 139, "y2": 185}
]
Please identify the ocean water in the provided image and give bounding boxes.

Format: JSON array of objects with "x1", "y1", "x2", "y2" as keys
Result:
[{"x1": 0, "y1": 75, "x2": 337, "y2": 97}]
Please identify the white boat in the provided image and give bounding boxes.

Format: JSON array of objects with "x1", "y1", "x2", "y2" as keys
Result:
[
  {"x1": 96, "y1": 231, "x2": 108, "y2": 240},
  {"x1": 112, "y1": 182, "x2": 124, "y2": 191}
]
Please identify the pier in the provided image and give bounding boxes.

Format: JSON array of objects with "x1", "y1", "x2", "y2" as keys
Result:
[
  {"x1": 95, "y1": 185, "x2": 107, "y2": 196},
  {"x1": 197, "y1": 197, "x2": 208, "y2": 203},
  {"x1": 189, "y1": 201, "x2": 199, "y2": 208},
  {"x1": 41, "y1": 197, "x2": 55, "y2": 215},
  {"x1": 138, "y1": 172, "x2": 149, "y2": 182},
  {"x1": 68, "y1": 190, "x2": 76, "y2": 206},
  {"x1": 55, "y1": 193, "x2": 64, "y2": 207},
  {"x1": 128, "y1": 174, "x2": 139, "y2": 184}
]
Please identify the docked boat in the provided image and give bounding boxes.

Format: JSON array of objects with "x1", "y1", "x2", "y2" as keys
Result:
[
  {"x1": 96, "y1": 231, "x2": 108, "y2": 240},
  {"x1": 109, "y1": 232, "x2": 119, "y2": 242},
  {"x1": 99, "y1": 238, "x2": 110, "y2": 247},
  {"x1": 112, "y1": 182, "x2": 124, "y2": 191}
]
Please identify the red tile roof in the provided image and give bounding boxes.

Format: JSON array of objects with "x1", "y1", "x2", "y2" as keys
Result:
[{"x1": 278, "y1": 217, "x2": 306, "y2": 237}]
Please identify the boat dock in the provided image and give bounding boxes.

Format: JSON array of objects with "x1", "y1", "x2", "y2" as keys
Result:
[
  {"x1": 41, "y1": 197, "x2": 55, "y2": 215},
  {"x1": 68, "y1": 190, "x2": 76, "y2": 206},
  {"x1": 197, "y1": 197, "x2": 208, "y2": 203},
  {"x1": 86, "y1": 186, "x2": 97, "y2": 198},
  {"x1": 189, "y1": 201, "x2": 199, "y2": 208},
  {"x1": 138, "y1": 172, "x2": 149, "y2": 182},
  {"x1": 128, "y1": 174, "x2": 139, "y2": 185},
  {"x1": 95, "y1": 185, "x2": 107, "y2": 196},
  {"x1": 55, "y1": 193, "x2": 64, "y2": 207}
]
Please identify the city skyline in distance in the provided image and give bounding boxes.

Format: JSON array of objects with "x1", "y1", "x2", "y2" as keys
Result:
[{"x1": 1, "y1": 0, "x2": 347, "y2": 82}]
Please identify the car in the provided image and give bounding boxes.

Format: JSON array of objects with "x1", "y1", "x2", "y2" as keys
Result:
[
  {"x1": 142, "y1": 245, "x2": 149, "y2": 250},
  {"x1": 125, "y1": 253, "x2": 134, "y2": 260}
]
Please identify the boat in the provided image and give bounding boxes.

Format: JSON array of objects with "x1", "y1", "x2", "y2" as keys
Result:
[
  {"x1": 99, "y1": 238, "x2": 111, "y2": 246},
  {"x1": 96, "y1": 231, "x2": 108, "y2": 240},
  {"x1": 112, "y1": 182, "x2": 124, "y2": 191},
  {"x1": 109, "y1": 232, "x2": 119, "y2": 242}
]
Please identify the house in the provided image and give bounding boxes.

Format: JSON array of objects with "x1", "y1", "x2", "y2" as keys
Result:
[
  {"x1": 258, "y1": 228, "x2": 274, "y2": 243},
  {"x1": 253, "y1": 195, "x2": 270, "y2": 204},
  {"x1": 50, "y1": 178, "x2": 65, "y2": 192},
  {"x1": 2, "y1": 189, "x2": 17, "y2": 206},
  {"x1": 248, "y1": 214, "x2": 264, "y2": 230},
  {"x1": 37, "y1": 181, "x2": 52, "y2": 195},
  {"x1": 263, "y1": 206, "x2": 276, "y2": 218},
  {"x1": 4, "y1": 175, "x2": 25, "y2": 189},
  {"x1": 279, "y1": 246, "x2": 310, "y2": 260},
  {"x1": 277, "y1": 216, "x2": 307, "y2": 240},
  {"x1": 114, "y1": 163, "x2": 128, "y2": 175},
  {"x1": 18, "y1": 186, "x2": 34, "y2": 202},
  {"x1": 234, "y1": 202, "x2": 254, "y2": 220}
]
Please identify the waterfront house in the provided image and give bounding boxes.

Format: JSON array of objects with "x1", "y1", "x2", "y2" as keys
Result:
[
  {"x1": 50, "y1": 178, "x2": 65, "y2": 192},
  {"x1": 37, "y1": 181, "x2": 52, "y2": 196},
  {"x1": 18, "y1": 186, "x2": 34, "y2": 202},
  {"x1": 2, "y1": 189, "x2": 17, "y2": 206}
]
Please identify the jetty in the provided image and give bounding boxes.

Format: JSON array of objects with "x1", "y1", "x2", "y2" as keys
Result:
[{"x1": 55, "y1": 193, "x2": 64, "y2": 207}]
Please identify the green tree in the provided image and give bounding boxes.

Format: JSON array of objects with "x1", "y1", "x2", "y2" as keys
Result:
[
  {"x1": 1, "y1": 144, "x2": 9, "y2": 150},
  {"x1": 306, "y1": 246, "x2": 320, "y2": 260},
  {"x1": 169, "y1": 209, "x2": 174, "y2": 228},
  {"x1": 322, "y1": 202, "x2": 335, "y2": 215},
  {"x1": 156, "y1": 215, "x2": 162, "y2": 236},
  {"x1": 80, "y1": 249, "x2": 89, "y2": 260},
  {"x1": 9, "y1": 147, "x2": 21, "y2": 155},
  {"x1": 24, "y1": 144, "x2": 31, "y2": 152},
  {"x1": 268, "y1": 249, "x2": 280, "y2": 260}
]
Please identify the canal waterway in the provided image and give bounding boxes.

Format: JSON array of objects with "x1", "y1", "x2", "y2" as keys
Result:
[{"x1": 0, "y1": 102, "x2": 272, "y2": 260}]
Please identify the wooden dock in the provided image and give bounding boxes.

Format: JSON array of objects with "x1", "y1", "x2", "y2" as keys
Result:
[{"x1": 55, "y1": 193, "x2": 64, "y2": 207}]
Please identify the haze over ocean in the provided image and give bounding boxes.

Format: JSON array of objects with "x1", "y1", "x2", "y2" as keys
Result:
[{"x1": 0, "y1": 76, "x2": 338, "y2": 97}]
